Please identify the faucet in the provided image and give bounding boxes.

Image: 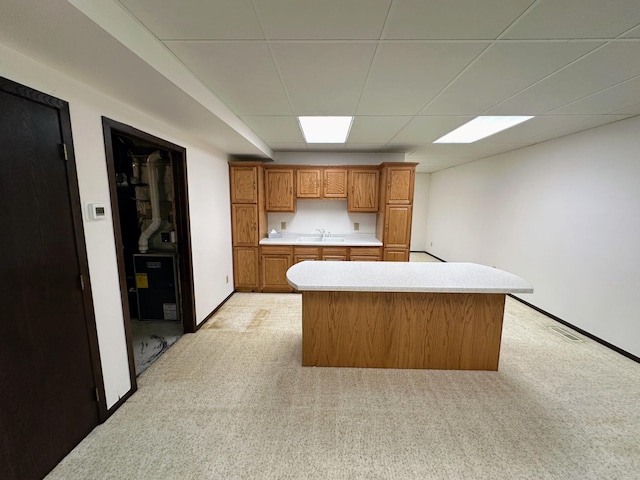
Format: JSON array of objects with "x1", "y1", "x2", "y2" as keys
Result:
[{"x1": 316, "y1": 228, "x2": 326, "y2": 239}]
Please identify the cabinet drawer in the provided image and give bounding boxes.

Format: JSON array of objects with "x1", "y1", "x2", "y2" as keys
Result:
[
  {"x1": 349, "y1": 247, "x2": 382, "y2": 257},
  {"x1": 294, "y1": 246, "x2": 321, "y2": 256},
  {"x1": 260, "y1": 245, "x2": 292, "y2": 255}
]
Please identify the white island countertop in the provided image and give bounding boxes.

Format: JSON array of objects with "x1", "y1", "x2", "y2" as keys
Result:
[{"x1": 287, "y1": 261, "x2": 533, "y2": 294}]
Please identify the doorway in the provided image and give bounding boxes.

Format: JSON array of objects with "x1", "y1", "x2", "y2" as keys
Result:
[
  {"x1": 102, "y1": 118, "x2": 196, "y2": 379},
  {"x1": 0, "y1": 77, "x2": 104, "y2": 479}
]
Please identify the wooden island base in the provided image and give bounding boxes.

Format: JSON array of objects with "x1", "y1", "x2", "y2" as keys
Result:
[{"x1": 302, "y1": 291, "x2": 506, "y2": 370}]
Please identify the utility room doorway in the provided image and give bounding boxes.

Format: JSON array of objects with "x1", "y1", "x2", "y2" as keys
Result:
[{"x1": 103, "y1": 118, "x2": 195, "y2": 379}]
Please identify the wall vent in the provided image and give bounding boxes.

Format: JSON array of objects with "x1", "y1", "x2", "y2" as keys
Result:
[{"x1": 548, "y1": 326, "x2": 582, "y2": 342}]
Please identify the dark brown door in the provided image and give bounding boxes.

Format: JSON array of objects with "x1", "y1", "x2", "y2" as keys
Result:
[{"x1": 0, "y1": 79, "x2": 101, "y2": 479}]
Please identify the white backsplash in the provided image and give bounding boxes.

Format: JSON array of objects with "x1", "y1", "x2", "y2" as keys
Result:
[{"x1": 268, "y1": 200, "x2": 377, "y2": 235}]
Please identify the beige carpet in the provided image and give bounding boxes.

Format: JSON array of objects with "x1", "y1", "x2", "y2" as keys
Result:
[{"x1": 47, "y1": 292, "x2": 640, "y2": 479}]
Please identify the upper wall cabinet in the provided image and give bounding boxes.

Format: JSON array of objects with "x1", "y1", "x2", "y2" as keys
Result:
[
  {"x1": 265, "y1": 168, "x2": 296, "y2": 212},
  {"x1": 230, "y1": 165, "x2": 258, "y2": 203},
  {"x1": 296, "y1": 168, "x2": 321, "y2": 198},
  {"x1": 348, "y1": 168, "x2": 379, "y2": 212},
  {"x1": 296, "y1": 167, "x2": 347, "y2": 199},
  {"x1": 322, "y1": 168, "x2": 347, "y2": 198}
]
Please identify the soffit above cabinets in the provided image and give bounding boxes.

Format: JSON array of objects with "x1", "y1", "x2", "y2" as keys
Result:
[{"x1": 3, "y1": 0, "x2": 640, "y2": 172}]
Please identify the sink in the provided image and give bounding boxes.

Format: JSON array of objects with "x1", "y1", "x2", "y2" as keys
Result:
[{"x1": 296, "y1": 237, "x2": 345, "y2": 243}]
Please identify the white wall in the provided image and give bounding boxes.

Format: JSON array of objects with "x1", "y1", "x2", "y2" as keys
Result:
[
  {"x1": 268, "y1": 200, "x2": 377, "y2": 235},
  {"x1": 410, "y1": 173, "x2": 430, "y2": 251},
  {"x1": 1, "y1": 44, "x2": 235, "y2": 408},
  {"x1": 426, "y1": 116, "x2": 640, "y2": 357}
]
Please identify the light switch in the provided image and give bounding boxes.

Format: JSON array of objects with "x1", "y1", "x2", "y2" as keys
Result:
[
  {"x1": 281, "y1": 221, "x2": 287, "y2": 230},
  {"x1": 354, "y1": 222, "x2": 359, "y2": 231}
]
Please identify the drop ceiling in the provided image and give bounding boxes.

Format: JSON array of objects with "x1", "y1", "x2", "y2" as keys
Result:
[{"x1": 3, "y1": 0, "x2": 640, "y2": 172}]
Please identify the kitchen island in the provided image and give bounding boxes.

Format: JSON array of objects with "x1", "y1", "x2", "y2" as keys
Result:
[{"x1": 286, "y1": 262, "x2": 533, "y2": 371}]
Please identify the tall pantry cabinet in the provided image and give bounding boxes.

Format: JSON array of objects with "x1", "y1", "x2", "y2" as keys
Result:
[
  {"x1": 377, "y1": 163, "x2": 417, "y2": 262},
  {"x1": 229, "y1": 162, "x2": 266, "y2": 291}
]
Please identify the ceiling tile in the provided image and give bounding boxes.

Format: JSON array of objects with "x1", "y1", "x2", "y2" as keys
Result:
[
  {"x1": 346, "y1": 116, "x2": 410, "y2": 144},
  {"x1": 390, "y1": 116, "x2": 474, "y2": 144},
  {"x1": 119, "y1": 0, "x2": 264, "y2": 40},
  {"x1": 610, "y1": 103, "x2": 640, "y2": 115},
  {"x1": 252, "y1": 0, "x2": 391, "y2": 40},
  {"x1": 240, "y1": 116, "x2": 304, "y2": 143},
  {"x1": 551, "y1": 76, "x2": 640, "y2": 114},
  {"x1": 622, "y1": 25, "x2": 640, "y2": 38},
  {"x1": 422, "y1": 41, "x2": 602, "y2": 115},
  {"x1": 488, "y1": 42, "x2": 640, "y2": 114},
  {"x1": 357, "y1": 42, "x2": 488, "y2": 115},
  {"x1": 504, "y1": 0, "x2": 640, "y2": 39},
  {"x1": 271, "y1": 42, "x2": 377, "y2": 115},
  {"x1": 476, "y1": 115, "x2": 597, "y2": 143},
  {"x1": 268, "y1": 143, "x2": 310, "y2": 151},
  {"x1": 165, "y1": 41, "x2": 291, "y2": 115},
  {"x1": 524, "y1": 114, "x2": 635, "y2": 142},
  {"x1": 383, "y1": 0, "x2": 534, "y2": 39}
]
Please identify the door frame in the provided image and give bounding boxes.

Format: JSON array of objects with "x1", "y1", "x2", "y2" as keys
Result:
[
  {"x1": 101, "y1": 117, "x2": 196, "y2": 396},
  {"x1": 0, "y1": 76, "x2": 107, "y2": 421}
]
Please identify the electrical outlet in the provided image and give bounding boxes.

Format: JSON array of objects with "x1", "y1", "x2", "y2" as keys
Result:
[
  {"x1": 226, "y1": 275, "x2": 229, "y2": 284},
  {"x1": 354, "y1": 222, "x2": 359, "y2": 231},
  {"x1": 430, "y1": 242, "x2": 433, "y2": 247},
  {"x1": 281, "y1": 221, "x2": 286, "y2": 230}
]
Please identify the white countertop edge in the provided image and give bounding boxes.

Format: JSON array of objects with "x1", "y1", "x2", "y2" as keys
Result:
[
  {"x1": 286, "y1": 261, "x2": 533, "y2": 294},
  {"x1": 259, "y1": 237, "x2": 383, "y2": 247}
]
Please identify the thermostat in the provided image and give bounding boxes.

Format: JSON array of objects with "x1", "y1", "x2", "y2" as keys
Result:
[{"x1": 88, "y1": 202, "x2": 107, "y2": 220}]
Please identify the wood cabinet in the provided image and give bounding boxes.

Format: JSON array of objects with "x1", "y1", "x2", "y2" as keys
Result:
[
  {"x1": 384, "y1": 205, "x2": 412, "y2": 249},
  {"x1": 323, "y1": 168, "x2": 347, "y2": 198},
  {"x1": 376, "y1": 163, "x2": 417, "y2": 262},
  {"x1": 233, "y1": 247, "x2": 259, "y2": 290},
  {"x1": 348, "y1": 169, "x2": 379, "y2": 212},
  {"x1": 294, "y1": 246, "x2": 321, "y2": 264},
  {"x1": 265, "y1": 168, "x2": 295, "y2": 212},
  {"x1": 322, "y1": 247, "x2": 348, "y2": 261},
  {"x1": 297, "y1": 168, "x2": 347, "y2": 199},
  {"x1": 230, "y1": 165, "x2": 258, "y2": 203},
  {"x1": 229, "y1": 162, "x2": 266, "y2": 292},
  {"x1": 260, "y1": 245, "x2": 293, "y2": 292},
  {"x1": 231, "y1": 204, "x2": 257, "y2": 246},
  {"x1": 296, "y1": 168, "x2": 321, "y2": 198},
  {"x1": 384, "y1": 165, "x2": 415, "y2": 205},
  {"x1": 349, "y1": 247, "x2": 382, "y2": 261}
]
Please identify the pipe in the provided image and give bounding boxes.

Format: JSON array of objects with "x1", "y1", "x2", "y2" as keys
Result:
[{"x1": 138, "y1": 151, "x2": 163, "y2": 253}]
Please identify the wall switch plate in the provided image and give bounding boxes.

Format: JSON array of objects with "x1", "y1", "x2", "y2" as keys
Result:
[
  {"x1": 281, "y1": 221, "x2": 286, "y2": 230},
  {"x1": 354, "y1": 222, "x2": 359, "y2": 231},
  {"x1": 226, "y1": 275, "x2": 229, "y2": 284}
]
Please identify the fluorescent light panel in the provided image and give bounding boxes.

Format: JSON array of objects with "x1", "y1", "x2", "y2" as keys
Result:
[
  {"x1": 434, "y1": 116, "x2": 534, "y2": 143},
  {"x1": 298, "y1": 116, "x2": 353, "y2": 143}
]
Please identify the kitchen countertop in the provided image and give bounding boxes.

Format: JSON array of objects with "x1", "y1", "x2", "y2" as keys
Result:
[
  {"x1": 287, "y1": 261, "x2": 533, "y2": 294},
  {"x1": 259, "y1": 234, "x2": 382, "y2": 247}
]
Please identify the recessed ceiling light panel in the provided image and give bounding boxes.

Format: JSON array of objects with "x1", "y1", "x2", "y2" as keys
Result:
[
  {"x1": 434, "y1": 116, "x2": 534, "y2": 143},
  {"x1": 298, "y1": 116, "x2": 353, "y2": 143}
]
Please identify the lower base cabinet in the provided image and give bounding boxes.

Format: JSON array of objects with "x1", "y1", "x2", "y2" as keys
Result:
[
  {"x1": 260, "y1": 246, "x2": 293, "y2": 292},
  {"x1": 384, "y1": 248, "x2": 409, "y2": 262},
  {"x1": 233, "y1": 247, "x2": 259, "y2": 291}
]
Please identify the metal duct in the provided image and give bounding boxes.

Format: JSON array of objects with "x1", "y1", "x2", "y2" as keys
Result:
[{"x1": 138, "y1": 151, "x2": 163, "y2": 253}]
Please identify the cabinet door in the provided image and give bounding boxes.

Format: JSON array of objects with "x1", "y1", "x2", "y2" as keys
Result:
[
  {"x1": 383, "y1": 248, "x2": 409, "y2": 262},
  {"x1": 230, "y1": 166, "x2": 257, "y2": 203},
  {"x1": 265, "y1": 169, "x2": 295, "y2": 212},
  {"x1": 297, "y1": 169, "x2": 321, "y2": 198},
  {"x1": 231, "y1": 204, "x2": 257, "y2": 246},
  {"x1": 233, "y1": 247, "x2": 259, "y2": 290},
  {"x1": 323, "y1": 168, "x2": 347, "y2": 198},
  {"x1": 385, "y1": 166, "x2": 414, "y2": 204},
  {"x1": 348, "y1": 169, "x2": 379, "y2": 212},
  {"x1": 261, "y1": 254, "x2": 293, "y2": 292},
  {"x1": 384, "y1": 205, "x2": 412, "y2": 248}
]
